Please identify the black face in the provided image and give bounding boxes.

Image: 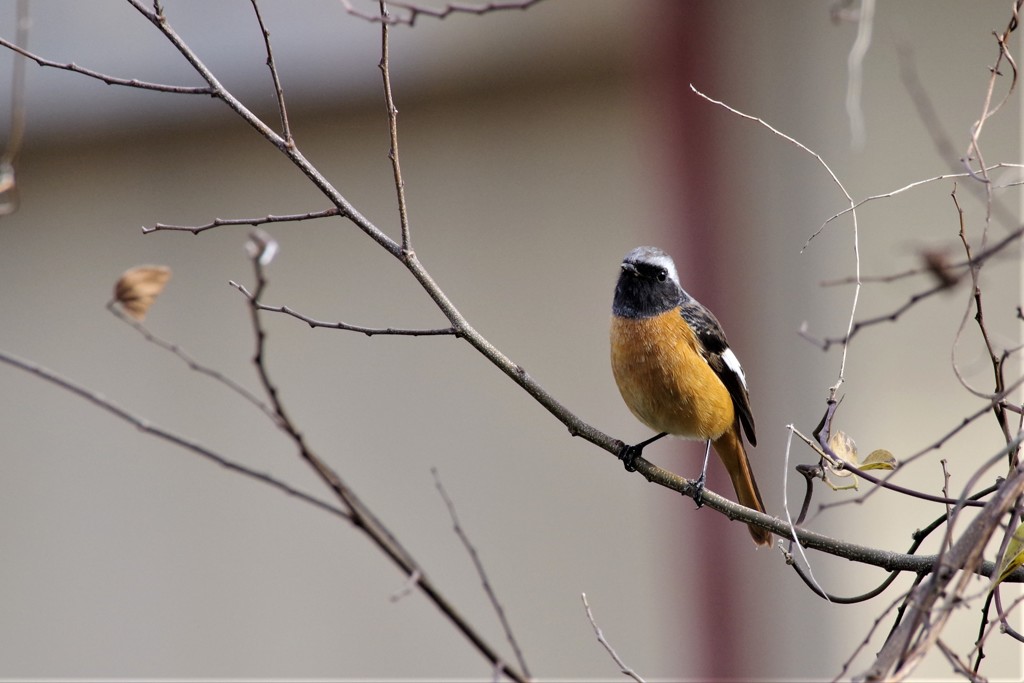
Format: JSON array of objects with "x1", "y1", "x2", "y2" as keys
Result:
[{"x1": 612, "y1": 258, "x2": 681, "y2": 319}]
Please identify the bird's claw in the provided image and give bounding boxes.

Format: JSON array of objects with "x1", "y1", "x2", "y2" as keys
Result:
[
  {"x1": 617, "y1": 442, "x2": 640, "y2": 472},
  {"x1": 691, "y1": 472, "x2": 706, "y2": 508}
]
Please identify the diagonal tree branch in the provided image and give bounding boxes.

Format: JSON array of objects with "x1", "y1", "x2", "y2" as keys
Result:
[
  {"x1": 860, "y1": 457, "x2": 1024, "y2": 681},
  {"x1": 230, "y1": 279, "x2": 457, "y2": 336},
  {"x1": 237, "y1": 230, "x2": 528, "y2": 682},
  {"x1": 0, "y1": 348, "x2": 349, "y2": 521},
  {"x1": 249, "y1": 0, "x2": 293, "y2": 145},
  {"x1": 0, "y1": 35, "x2": 213, "y2": 94},
  {"x1": 143, "y1": 209, "x2": 342, "y2": 234},
  {"x1": 340, "y1": 0, "x2": 546, "y2": 26}
]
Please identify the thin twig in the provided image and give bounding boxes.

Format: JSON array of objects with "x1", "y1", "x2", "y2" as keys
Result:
[
  {"x1": 830, "y1": 592, "x2": 910, "y2": 683},
  {"x1": 0, "y1": 348, "x2": 349, "y2": 521},
  {"x1": 237, "y1": 238, "x2": 528, "y2": 683},
  {"x1": 690, "y1": 84, "x2": 860, "y2": 400},
  {"x1": 341, "y1": 0, "x2": 546, "y2": 26},
  {"x1": 898, "y1": 41, "x2": 1020, "y2": 232},
  {"x1": 3, "y1": 13, "x2": 1024, "y2": 674},
  {"x1": 249, "y1": 0, "x2": 293, "y2": 145},
  {"x1": 791, "y1": 417, "x2": 996, "y2": 616},
  {"x1": 935, "y1": 638, "x2": 978, "y2": 682},
  {"x1": 125, "y1": 0, "x2": 398, "y2": 254},
  {"x1": 975, "y1": 589, "x2": 1024, "y2": 674},
  {"x1": 808, "y1": 164, "x2": 1024, "y2": 249},
  {"x1": 862, "y1": 450, "x2": 1024, "y2": 680},
  {"x1": 433, "y1": 468, "x2": 530, "y2": 679},
  {"x1": 792, "y1": 471, "x2": 994, "y2": 608},
  {"x1": 813, "y1": 281, "x2": 951, "y2": 350},
  {"x1": 144, "y1": 208, "x2": 342, "y2": 234},
  {"x1": 379, "y1": 1, "x2": 412, "y2": 252},
  {"x1": 793, "y1": 423, "x2": 989, "y2": 509},
  {"x1": 949, "y1": 188, "x2": 1016, "y2": 460},
  {"x1": 113, "y1": 0, "x2": 619, "y2": 459},
  {"x1": 0, "y1": 35, "x2": 213, "y2": 94},
  {"x1": 782, "y1": 425, "x2": 829, "y2": 602},
  {"x1": 632, "y1": 451, "x2": 1024, "y2": 581},
  {"x1": 230, "y1": 280, "x2": 456, "y2": 336},
  {"x1": 581, "y1": 593, "x2": 644, "y2": 683},
  {"x1": 106, "y1": 300, "x2": 279, "y2": 422},
  {"x1": 962, "y1": 0, "x2": 1021, "y2": 221}
]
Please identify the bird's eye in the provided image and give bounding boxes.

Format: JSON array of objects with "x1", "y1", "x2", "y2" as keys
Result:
[{"x1": 657, "y1": 268, "x2": 667, "y2": 282}]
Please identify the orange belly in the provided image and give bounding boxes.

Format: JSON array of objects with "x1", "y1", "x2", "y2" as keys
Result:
[{"x1": 610, "y1": 311, "x2": 734, "y2": 440}]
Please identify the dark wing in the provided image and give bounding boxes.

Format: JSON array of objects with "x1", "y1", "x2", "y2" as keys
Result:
[{"x1": 679, "y1": 299, "x2": 757, "y2": 446}]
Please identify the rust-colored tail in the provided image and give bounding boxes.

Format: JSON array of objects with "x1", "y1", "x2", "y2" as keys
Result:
[{"x1": 713, "y1": 424, "x2": 772, "y2": 547}]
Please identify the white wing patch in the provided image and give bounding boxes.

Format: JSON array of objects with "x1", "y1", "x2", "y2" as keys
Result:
[{"x1": 721, "y1": 347, "x2": 747, "y2": 389}]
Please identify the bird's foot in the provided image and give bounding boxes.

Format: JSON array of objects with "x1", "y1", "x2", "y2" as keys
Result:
[
  {"x1": 691, "y1": 472, "x2": 707, "y2": 508},
  {"x1": 616, "y1": 442, "x2": 641, "y2": 472}
]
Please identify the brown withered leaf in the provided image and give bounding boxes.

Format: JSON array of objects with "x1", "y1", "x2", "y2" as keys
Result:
[
  {"x1": 921, "y1": 248, "x2": 961, "y2": 289},
  {"x1": 860, "y1": 448, "x2": 897, "y2": 471},
  {"x1": 994, "y1": 522, "x2": 1024, "y2": 591},
  {"x1": 114, "y1": 265, "x2": 172, "y2": 320},
  {"x1": 821, "y1": 431, "x2": 899, "y2": 491},
  {"x1": 823, "y1": 430, "x2": 859, "y2": 490}
]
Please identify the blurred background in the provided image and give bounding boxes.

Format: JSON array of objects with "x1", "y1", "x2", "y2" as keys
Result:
[{"x1": 0, "y1": 0, "x2": 1021, "y2": 679}]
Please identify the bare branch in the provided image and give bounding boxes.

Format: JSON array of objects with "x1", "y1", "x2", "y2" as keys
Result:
[
  {"x1": 433, "y1": 468, "x2": 530, "y2": 678},
  {"x1": 236, "y1": 237, "x2": 528, "y2": 683},
  {"x1": 690, "y1": 84, "x2": 860, "y2": 399},
  {"x1": 249, "y1": 0, "x2": 293, "y2": 145},
  {"x1": 812, "y1": 218, "x2": 1024, "y2": 350},
  {"x1": 144, "y1": 208, "x2": 342, "y2": 234},
  {"x1": 0, "y1": 347, "x2": 349, "y2": 521},
  {"x1": 119, "y1": 1, "x2": 398, "y2": 254},
  {"x1": 379, "y1": 1, "x2": 412, "y2": 252},
  {"x1": 781, "y1": 426, "x2": 830, "y2": 602},
  {"x1": 935, "y1": 639, "x2": 977, "y2": 682},
  {"x1": 9, "y1": 4, "x2": 1024, "y2": 674},
  {"x1": 962, "y1": 0, "x2": 1022, "y2": 209},
  {"x1": 898, "y1": 42, "x2": 1022, "y2": 232},
  {"x1": 949, "y1": 188, "x2": 1016, "y2": 455},
  {"x1": 796, "y1": 418, "x2": 990, "y2": 509},
  {"x1": 106, "y1": 300, "x2": 278, "y2": 422},
  {"x1": 340, "y1": 0, "x2": 546, "y2": 26},
  {"x1": 812, "y1": 281, "x2": 950, "y2": 351},
  {"x1": 230, "y1": 280, "x2": 457, "y2": 336},
  {"x1": 581, "y1": 593, "x2": 644, "y2": 683},
  {"x1": 810, "y1": 164, "x2": 1024, "y2": 249},
  {"x1": 0, "y1": 35, "x2": 213, "y2": 94},
  {"x1": 830, "y1": 592, "x2": 909, "y2": 683},
  {"x1": 861, "y1": 453, "x2": 1024, "y2": 680}
]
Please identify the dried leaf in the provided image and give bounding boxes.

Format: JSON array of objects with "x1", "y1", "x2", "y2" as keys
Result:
[
  {"x1": 921, "y1": 248, "x2": 961, "y2": 289},
  {"x1": 861, "y1": 449, "x2": 897, "y2": 471},
  {"x1": 821, "y1": 433, "x2": 899, "y2": 491},
  {"x1": 114, "y1": 265, "x2": 172, "y2": 320},
  {"x1": 994, "y1": 522, "x2": 1024, "y2": 590},
  {"x1": 823, "y1": 431, "x2": 859, "y2": 491},
  {"x1": 828, "y1": 431, "x2": 859, "y2": 464}
]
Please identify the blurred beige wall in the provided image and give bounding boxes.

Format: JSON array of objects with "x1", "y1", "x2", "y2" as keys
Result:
[{"x1": 0, "y1": 1, "x2": 1020, "y2": 680}]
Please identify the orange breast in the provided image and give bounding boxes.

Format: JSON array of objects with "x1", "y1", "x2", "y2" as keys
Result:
[{"x1": 610, "y1": 311, "x2": 734, "y2": 440}]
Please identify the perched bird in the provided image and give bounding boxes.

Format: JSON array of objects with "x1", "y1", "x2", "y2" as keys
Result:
[{"x1": 610, "y1": 246, "x2": 771, "y2": 546}]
